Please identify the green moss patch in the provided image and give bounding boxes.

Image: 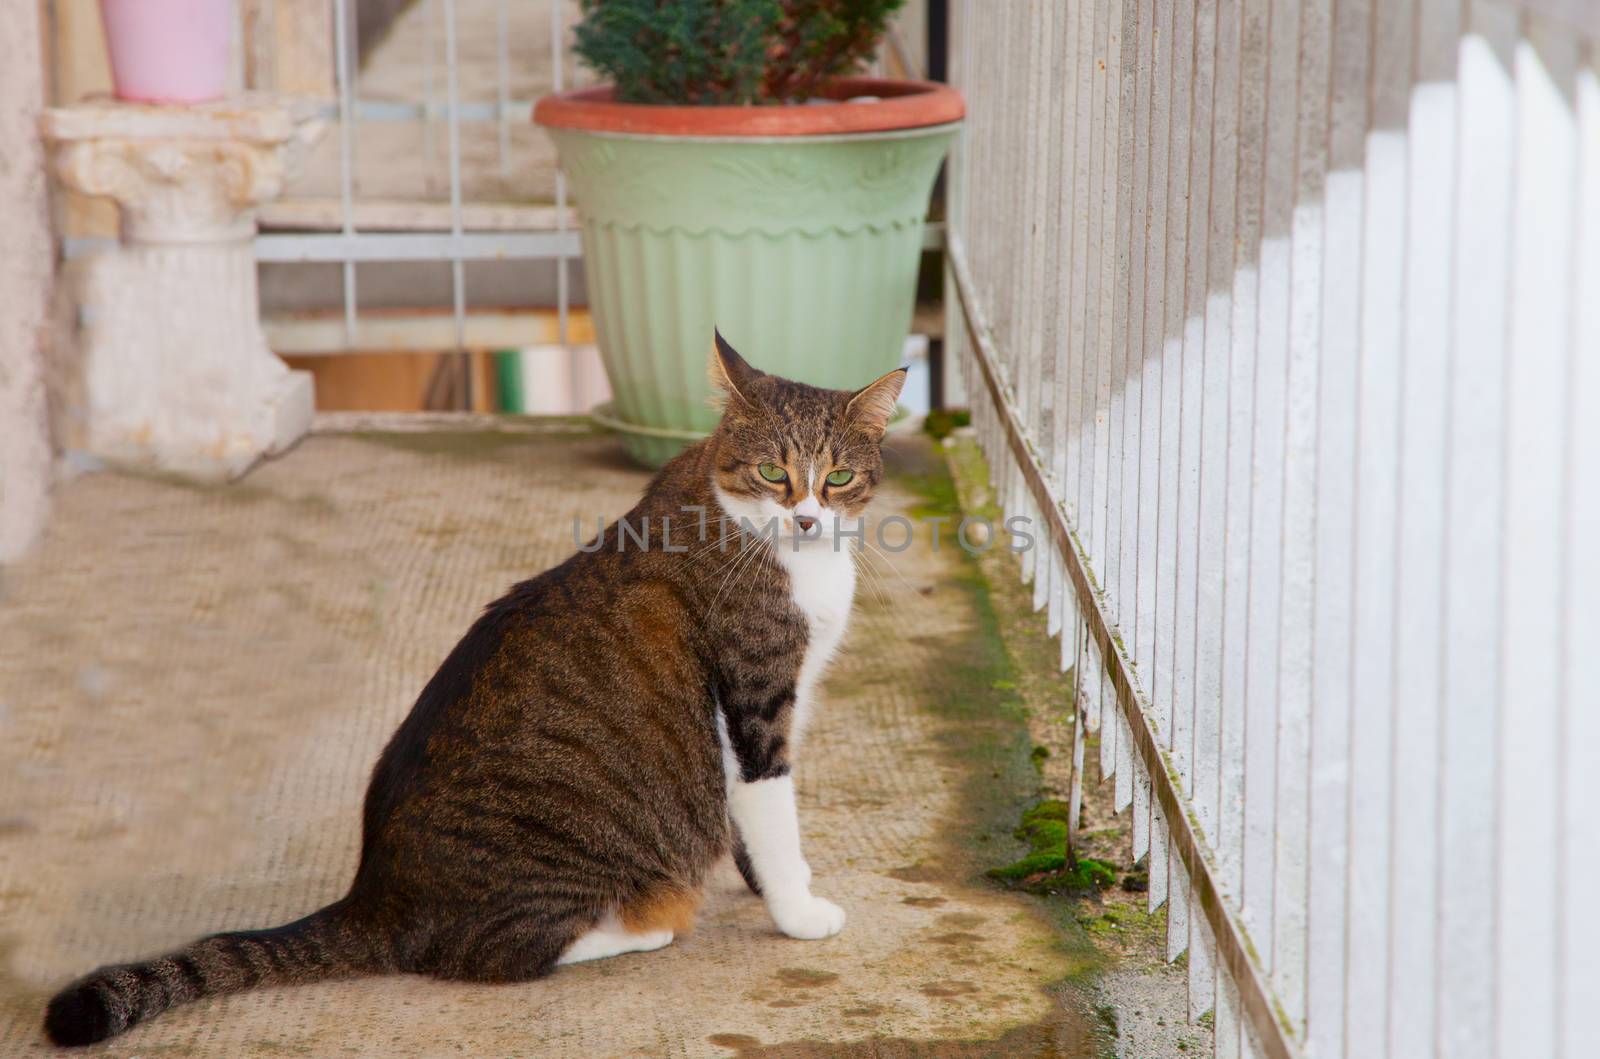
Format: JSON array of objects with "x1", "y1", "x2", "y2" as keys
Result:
[
  {"x1": 988, "y1": 800, "x2": 1117, "y2": 894},
  {"x1": 922, "y1": 409, "x2": 972, "y2": 440}
]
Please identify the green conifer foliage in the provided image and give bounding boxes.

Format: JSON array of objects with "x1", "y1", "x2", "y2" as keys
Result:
[{"x1": 573, "y1": 0, "x2": 906, "y2": 106}]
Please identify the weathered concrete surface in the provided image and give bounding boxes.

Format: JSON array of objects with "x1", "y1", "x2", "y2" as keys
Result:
[
  {"x1": 0, "y1": 0, "x2": 56, "y2": 561},
  {"x1": 944, "y1": 434, "x2": 1213, "y2": 1059},
  {"x1": 0, "y1": 429, "x2": 1102, "y2": 1057}
]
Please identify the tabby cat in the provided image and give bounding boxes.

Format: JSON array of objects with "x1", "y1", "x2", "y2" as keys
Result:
[{"x1": 44, "y1": 333, "x2": 905, "y2": 1047}]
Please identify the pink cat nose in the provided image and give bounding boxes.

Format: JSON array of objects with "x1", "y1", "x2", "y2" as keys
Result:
[{"x1": 795, "y1": 514, "x2": 819, "y2": 534}]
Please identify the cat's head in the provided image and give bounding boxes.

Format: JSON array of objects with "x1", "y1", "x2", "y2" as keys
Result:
[{"x1": 708, "y1": 330, "x2": 905, "y2": 543}]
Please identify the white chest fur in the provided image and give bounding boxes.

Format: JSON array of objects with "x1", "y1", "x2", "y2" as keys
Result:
[
  {"x1": 711, "y1": 484, "x2": 858, "y2": 746},
  {"x1": 773, "y1": 540, "x2": 856, "y2": 741}
]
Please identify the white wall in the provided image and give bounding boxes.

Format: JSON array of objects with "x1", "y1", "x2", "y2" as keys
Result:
[{"x1": 0, "y1": 0, "x2": 57, "y2": 561}]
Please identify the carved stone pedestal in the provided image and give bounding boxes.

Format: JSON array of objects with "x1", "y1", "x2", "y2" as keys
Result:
[{"x1": 42, "y1": 96, "x2": 314, "y2": 481}]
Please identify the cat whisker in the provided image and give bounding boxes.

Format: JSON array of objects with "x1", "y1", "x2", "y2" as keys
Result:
[
  {"x1": 856, "y1": 536, "x2": 918, "y2": 597},
  {"x1": 849, "y1": 547, "x2": 892, "y2": 611},
  {"x1": 703, "y1": 530, "x2": 765, "y2": 605},
  {"x1": 699, "y1": 534, "x2": 758, "y2": 594},
  {"x1": 683, "y1": 517, "x2": 758, "y2": 566},
  {"x1": 706, "y1": 534, "x2": 770, "y2": 617},
  {"x1": 857, "y1": 546, "x2": 896, "y2": 610}
]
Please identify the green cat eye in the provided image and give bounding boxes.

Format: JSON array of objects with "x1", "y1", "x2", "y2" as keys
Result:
[
  {"x1": 758, "y1": 462, "x2": 787, "y2": 483},
  {"x1": 826, "y1": 469, "x2": 855, "y2": 486}
]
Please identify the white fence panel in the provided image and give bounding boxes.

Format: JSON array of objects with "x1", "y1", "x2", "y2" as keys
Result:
[
  {"x1": 946, "y1": 2, "x2": 1600, "y2": 1056},
  {"x1": 1438, "y1": 6, "x2": 1516, "y2": 1055},
  {"x1": 1563, "y1": 46, "x2": 1600, "y2": 1059}
]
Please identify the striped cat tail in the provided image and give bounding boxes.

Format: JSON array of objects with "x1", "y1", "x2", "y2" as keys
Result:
[{"x1": 44, "y1": 900, "x2": 377, "y2": 1047}]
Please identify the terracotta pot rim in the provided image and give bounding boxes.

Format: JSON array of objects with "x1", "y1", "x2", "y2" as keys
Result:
[{"x1": 533, "y1": 77, "x2": 964, "y2": 138}]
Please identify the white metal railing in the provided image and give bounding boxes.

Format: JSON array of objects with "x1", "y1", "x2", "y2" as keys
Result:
[
  {"x1": 946, "y1": 2, "x2": 1599, "y2": 1057},
  {"x1": 250, "y1": 0, "x2": 927, "y2": 402},
  {"x1": 254, "y1": 0, "x2": 585, "y2": 407}
]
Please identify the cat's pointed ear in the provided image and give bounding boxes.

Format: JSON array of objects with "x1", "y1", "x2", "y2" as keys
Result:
[
  {"x1": 709, "y1": 329, "x2": 761, "y2": 407},
  {"x1": 846, "y1": 367, "x2": 907, "y2": 438}
]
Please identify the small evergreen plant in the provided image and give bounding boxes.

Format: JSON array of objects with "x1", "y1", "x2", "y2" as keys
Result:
[{"x1": 573, "y1": 0, "x2": 906, "y2": 106}]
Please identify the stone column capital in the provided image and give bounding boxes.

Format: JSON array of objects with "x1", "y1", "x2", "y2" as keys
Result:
[
  {"x1": 38, "y1": 94, "x2": 316, "y2": 480},
  {"x1": 41, "y1": 94, "x2": 308, "y2": 243}
]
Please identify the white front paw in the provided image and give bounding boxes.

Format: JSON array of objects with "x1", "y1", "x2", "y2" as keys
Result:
[{"x1": 771, "y1": 894, "x2": 846, "y2": 940}]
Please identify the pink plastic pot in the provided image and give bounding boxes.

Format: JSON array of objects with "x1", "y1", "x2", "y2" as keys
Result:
[{"x1": 100, "y1": 0, "x2": 231, "y2": 104}]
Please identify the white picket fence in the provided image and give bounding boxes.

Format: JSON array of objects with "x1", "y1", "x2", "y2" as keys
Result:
[{"x1": 943, "y1": 1, "x2": 1599, "y2": 1056}]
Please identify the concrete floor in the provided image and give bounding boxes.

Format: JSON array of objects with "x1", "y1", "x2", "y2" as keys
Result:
[{"x1": 0, "y1": 428, "x2": 1111, "y2": 1057}]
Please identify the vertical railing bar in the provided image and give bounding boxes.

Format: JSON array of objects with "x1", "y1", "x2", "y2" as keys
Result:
[
  {"x1": 1102, "y1": 0, "x2": 1127, "y2": 797},
  {"x1": 1131, "y1": 0, "x2": 1153, "y2": 688},
  {"x1": 1008, "y1": 1, "x2": 1027, "y2": 534},
  {"x1": 1245, "y1": 0, "x2": 1303, "y2": 985},
  {"x1": 1035, "y1": 0, "x2": 1058, "y2": 620},
  {"x1": 1122, "y1": 0, "x2": 1150, "y2": 717},
  {"x1": 1055, "y1": 0, "x2": 1078, "y2": 689},
  {"x1": 1347, "y1": 0, "x2": 1413, "y2": 1053},
  {"x1": 1190, "y1": 0, "x2": 1222, "y2": 857},
  {"x1": 1075, "y1": 0, "x2": 1103, "y2": 741},
  {"x1": 1493, "y1": 16, "x2": 1576, "y2": 1055},
  {"x1": 1238, "y1": 0, "x2": 1272, "y2": 948},
  {"x1": 1154, "y1": 0, "x2": 1193, "y2": 967},
  {"x1": 1047, "y1": 0, "x2": 1082, "y2": 845},
  {"x1": 1267, "y1": 0, "x2": 1318, "y2": 1023},
  {"x1": 1069, "y1": 0, "x2": 1087, "y2": 843},
  {"x1": 1382, "y1": 10, "x2": 1420, "y2": 1059},
  {"x1": 1090, "y1": 0, "x2": 1116, "y2": 783},
  {"x1": 1124, "y1": 0, "x2": 1155, "y2": 874},
  {"x1": 1141, "y1": 0, "x2": 1176, "y2": 920},
  {"x1": 983, "y1": 1, "x2": 1002, "y2": 411},
  {"x1": 333, "y1": 0, "x2": 358, "y2": 343},
  {"x1": 1369, "y1": 0, "x2": 1408, "y2": 1036},
  {"x1": 1069, "y1": 623, "x2": 1086, "y2": 845},
  {"x1": 1005, "y1": 1, "x2": 1027, "y2": 409},
  {"x1": 1060, "y1": 0, "x2": 1090, "y2": 847},
  {"x1": 1552, "y1": 203, "x2": 1571, "y2": 1059},
  {"x1": 985, "y1": 0, "x2": 998, "y2": 527},
  {"x1": 424, "y1": 0, "x2": 437, "y2": 177},
  {"x1": 1171, "y1": 0, "x2": 1194, "y2": 818},
  {"x1": 1384, "y1": 14, "x2": 1451, "y2": 1055},
  {"x1": 496, "y1": 0, "x2": 511, "y2": 185},
  {"x1": 1437, "y1": 9, "x2": 1516, "y2": 1053},
  {"x1": 1070, "y1": 0, "x2": 1091, "y2": 533},
  {"x1": 1020, "y1": 1, "x2": 1040, "y2": 441},
  {"x1": 1187, "y1": 0, "x2": 1229, "y2": 1021},
  {"x1": 1042, "y1": 1, "x2": 1072, "y2": 643},
  {"x1": 1103, "y1": 0, "x2": 1125, "y2": 645},
  {"x1": 1018, "y1": 0, "x2": 1046, "y2": 596},
  {"x1": 1553, "y1": 40, "x2": 1598, "y2": 1057},
  {"x1": 1032, "y1": 0, "x2": 1054, "y2": 618},
  {"x1": 1488, "y1": 18, "x2": 1513, "y2": 1044},
  {"x1": 1157, "y1": 0, "x2": 1193, "y2": 743},
  {"x1": 1166, "y1": 0, "x2": 1200, "y2": 976},
  {"x1": 1137, "y1": 0, "x2": 1168, "y2": 684},
  {"x1": 1109, "y1": 0, "x2": 1139, "y2": 816},
  {"x1": 1182, "y1": 0, "x2": 1209, "y2": 817},
  {"x1": 443, "y1": 0, "x2": 468, "y2": 407},
  {"x1": 1428, "y1": 1, "x2": 1462, "y2": 1041},
  {"x1": 1218, "y1": 0, "x2": 1268, "y2": 1041},
  {"x1": 552, "y1": 0, "x2": 572, "y2": 365},
  {"x1": 1306, "y1": 0, "x2": 1371, "y2": 1047}
]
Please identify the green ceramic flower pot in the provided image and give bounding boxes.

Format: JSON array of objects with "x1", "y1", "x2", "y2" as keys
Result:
[{"x1": 536, "y1": 79, "x2": 962, "y2": 467}]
